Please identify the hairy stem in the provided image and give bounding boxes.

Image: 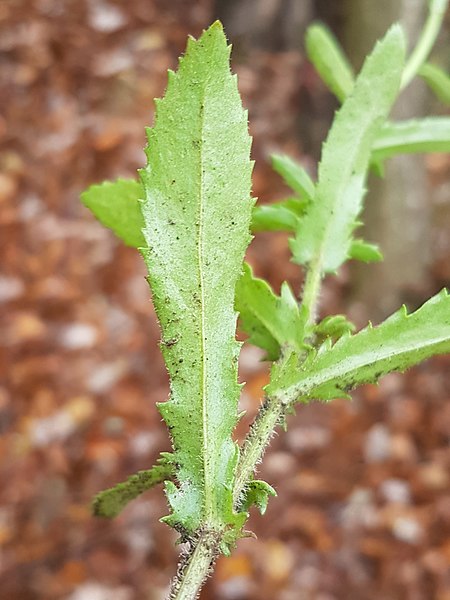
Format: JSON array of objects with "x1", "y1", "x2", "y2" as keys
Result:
[
  {"x1": 169, "y1": 533, "x2": 218, "y2": 600},
  {"x1": 233, "y1": 257, "x2": 323, "y2": 508},
  {"x1": 233, "y1": 398, "x2": 285, "y2": 507},
  {"x1": 169, "y1": 249, "x2": 335, "y2": 598},
  {"x1": 401, "y1": 0, "x2": 448, "y2": 89}
]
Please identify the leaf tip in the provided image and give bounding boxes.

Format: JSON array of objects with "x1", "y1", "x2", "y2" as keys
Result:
[
  {"x1": 383, "y1": 22, "x2": 407, "y2": 57},
  {"x1": 209, "y1": 19, "x2": 225, "y2": 33},
  {"x1": 199, "y1": 20, "x2": 227, "y2": 47}
]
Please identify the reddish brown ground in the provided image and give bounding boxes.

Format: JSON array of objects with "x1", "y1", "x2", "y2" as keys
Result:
[{"x1": 1, "y1": 1, "x2": 450, "y2": 599}]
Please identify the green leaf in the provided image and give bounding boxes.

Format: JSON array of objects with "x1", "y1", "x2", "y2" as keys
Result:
[
  {"x1": 305, "y1": 22, "x2": 355, "y2": 102},
  {"x1": 315, "y1": 314, "x2": 355, "y2": 340},
  {"x1": 92, "y1": 456, "x2": 174, "y2": 518},
  {"x1": 419, "y1": 62, "x2": 450, "y2": 104},
  {"x1": 372, "y1": 117, "x2": 450, "y2": 163},
  {"x1": 290, "y1": 26, "x2": 405, "y2": 274},
  {"x1": 268, "y1": 289, "x2": 450, "y2": 403},
  {"x1": 349, "y1": 239, "x2": 383, "y2": 263},
  {"x1": 139, "y1": 22, "x2": 253, "y2": 538},
  {"x1": 81, "y1": 180, "x2": 304, "y2": 242},
  {"x1": 82, "y1": 181, "x2": 302, "y2": 244},
  {"x1": 235, "y1": 263, "x2": 306, "y2": 361},
  {"x1": 81, "y1": 179, "x2": 145, "y2": 248},
  {"x1": 271, "y1": 154, "x2": 315, "y2": 201},
  {"x1": 251, "y1": 197, "x2": 306, "y2": 232},
  {"x1": 241, "y1": 480, "x2": 277, "y2": 515}
]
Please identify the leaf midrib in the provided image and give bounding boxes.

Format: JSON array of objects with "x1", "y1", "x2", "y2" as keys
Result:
[
  {"x1": 314, "y1": 119, "x2": 370, "y2": 274},
  {"x1": 197, "y1": 82, "x2": 214, "y2": 524},
  {"x1": 288, "y1": 332, "x2": 450, "y2": 398}
]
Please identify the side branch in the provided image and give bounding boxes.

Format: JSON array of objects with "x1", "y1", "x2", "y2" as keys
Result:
[{"x1": 233, "y1": 397, "x2": 285, "y2": 508}]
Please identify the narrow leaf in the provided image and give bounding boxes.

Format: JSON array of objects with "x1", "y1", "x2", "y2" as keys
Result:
[
  {"x1": 305, "y1": 22, "x2": 355, "y2": 102},
  {"x1": 251, "y1": 197, "x2": 306, "y2": 232},
  {"x1": 349, "y1": 239, "x2": 383, "y2": 263},
  {"x1": 419, "y1": 62, "x2": 450, "y2": 104},
  {"x1": 139, "y1": 22, "x2": 253, "y2": 537},
  {"x1": 290, "y1": 26, "x2": 405, "y2": 273},
  {"x1": 271, "y1": 154, "x2": 315, "y2": 201},
  {"x1": 268, "y1": 290, "x2": 450, "y2": 403},
  {"x1": 372, "y1": 117, "x2": 450, "y2": 163},
  {"x1": 235, "y1": 263, "x2": 306, "y2": 361},
  {"x1": 93, "y1": 458, "x2": 174, "y2": 519},
  {"x1": 81, "y1": 179, "x2": 145, "y2": 248}
]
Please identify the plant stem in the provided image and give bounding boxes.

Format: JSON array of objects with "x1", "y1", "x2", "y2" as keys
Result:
[
  {"x1": 169, "y1": 241, "x2": 325, "y2": 598},
  {"x1": 169, "y1": 257, "x2": 324, "y2": 597},
  {"x1": 401, "y1": 0, "x2": 448, "y2": 89},
  {"x1": 169, "y1": 533, "x2": 217, "y2": 600},
  {"x1": 301, "y1": 255, "x2": 323, "y2": 325},
  {"x1": 233, "y1": 257, "x2": 323, "y2": 507},
  {"x1": 233, "y1": 397, "x2": 285, "y2": 507}
]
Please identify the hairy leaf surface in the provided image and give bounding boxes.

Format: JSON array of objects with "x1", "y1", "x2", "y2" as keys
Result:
[
  {"x1": 140, "y1": 23, "x2": 253, "y2": 536},
  {"x1": 81, "y1": 179, "x2": 145, "y2": 247},
  {"x1": 235, "y1": 263, "x2": 306, "y2": 360},
  {"x1": 82, "y1": 178, "x2": 301, "y2": 240},
  {"x1": 290, "y1": 26, "x2": 405, "y2": 273},
  {"x1": 268, "y1": 290, "x2": 450, "y2": 402},
  {"x1": 93, "y1": 456, "x2": 174, "y2": 518}
]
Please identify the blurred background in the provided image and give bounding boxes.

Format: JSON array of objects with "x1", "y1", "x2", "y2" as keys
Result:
[{"x1": 1, "y1": 1, "x2": 450, "y2": 598}]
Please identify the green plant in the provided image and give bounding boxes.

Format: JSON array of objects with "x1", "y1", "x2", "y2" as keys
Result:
[{"x1": 81, "y1": 3, "x2": 450, "y2": 598}]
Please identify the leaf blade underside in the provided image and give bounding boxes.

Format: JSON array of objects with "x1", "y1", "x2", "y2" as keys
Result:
[
  {"x1": 268, "y1": 290, "x2": 450, "y2": 402},
  {"x1": 290, "y1": 26, "x2": 406, "y2": 273},
  {"x1": 82, "y1": 177, "x2": 297, "y2": 240},
  {"x1": 140, "y1": 23, "x2": 253, "y2": 537}
]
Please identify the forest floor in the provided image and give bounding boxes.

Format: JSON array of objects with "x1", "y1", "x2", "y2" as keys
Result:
[{"x1": 1, "y1": 1, "x2": 450, "y2": 599}]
